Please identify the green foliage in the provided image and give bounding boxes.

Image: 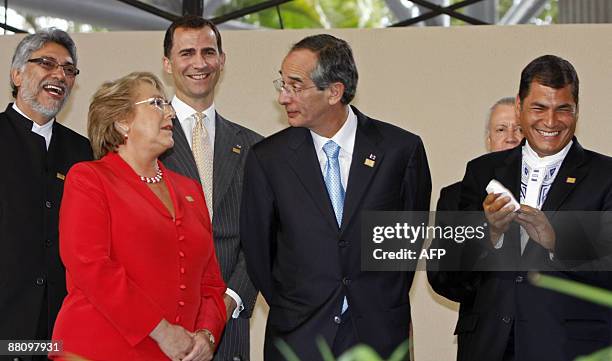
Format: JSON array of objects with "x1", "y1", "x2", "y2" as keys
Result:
[
  {"x1": 529, "y1": 272, "x2": 612, "y2": 361},
  {"x1": 215, "y1": 0, "x2": 392, "y2": 29}
]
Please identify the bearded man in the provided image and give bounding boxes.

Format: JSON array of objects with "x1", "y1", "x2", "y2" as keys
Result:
[{"x1": 0, "y1": 28, "x2": 92, "y2": 361}]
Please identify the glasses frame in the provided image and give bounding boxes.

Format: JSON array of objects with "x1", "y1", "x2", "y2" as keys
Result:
[
  {"x1": 134, "y1": 97, "x2": 175, "y2": 114},
  {"x1": 27, "y1": 57, "x2": 80, "y2": 77},
  {"x1": 273, "y1": 78, "x2": 319, "y2": 97}
]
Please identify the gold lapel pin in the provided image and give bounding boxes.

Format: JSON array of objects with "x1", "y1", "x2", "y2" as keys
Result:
[
  {"x1": 566, "y1": 177, "x2": 576, "y2": 184},
  {"x1": 185, "y1": 195, "x2": 194, "y2": 202},
  {"x1": 56, "y1": 172, "x2": 65, "y2": 180},
  {"x1": 364, "y1": 154, "x2": 376, "y2": 167},
  {"x1": 232, "y1": 144, "x2": 242, "y2": 154}
]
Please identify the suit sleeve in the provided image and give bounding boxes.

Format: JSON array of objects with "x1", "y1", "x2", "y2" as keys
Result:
[
  {"x1": 225, "y1": 132, "x2": 264, "y2": 317},
  {"x1": 428, "y1": 160, "x2": 486, "y2": 303},
  {"x1": 240, "y1": 147, "x2": 277, "y2": 304},
  {"x1": 59, "y1": 163, "x2": 165, "y2": 346},
  {"x1": 226, "y1": 249, "x2": 258, "y2": 317},
  {"x1": 402, "y1": 136, "x2": 432, "y2": 212}
]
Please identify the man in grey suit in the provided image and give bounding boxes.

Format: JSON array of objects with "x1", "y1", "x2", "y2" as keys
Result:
[{"x1": 160, "y1": 15, "x2": 262, "y2": 361}]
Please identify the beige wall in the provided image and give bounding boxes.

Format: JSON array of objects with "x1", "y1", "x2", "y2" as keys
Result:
[{"x1": 3, "y1": 25, "x2": 612, "y2": 361}]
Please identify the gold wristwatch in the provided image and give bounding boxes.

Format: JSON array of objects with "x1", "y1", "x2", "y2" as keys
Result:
[{"x1": 197, "y1": 329, "x2": 215, "y2": 347}]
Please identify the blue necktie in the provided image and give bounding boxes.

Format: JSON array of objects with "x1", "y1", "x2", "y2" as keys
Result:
[
  {"x1": 322, "y1": 140, "x2": 348, "y2": 314},
  {"x1": 323, "y1": 140, "x2": 345, "y2": 227}
]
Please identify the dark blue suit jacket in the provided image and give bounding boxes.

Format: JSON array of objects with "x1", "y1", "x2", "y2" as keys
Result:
[{"x1": 241, "y1": 106, "x2": 431, "y2": 361}]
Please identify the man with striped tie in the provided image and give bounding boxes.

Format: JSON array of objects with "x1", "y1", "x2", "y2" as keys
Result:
[{"x1": 160, "y1": 15, "x2": 262, "y2": 361}]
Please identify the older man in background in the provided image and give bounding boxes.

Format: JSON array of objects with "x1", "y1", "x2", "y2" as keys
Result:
[{"x1": 437, "y1": 97, "x2": 523, "y2": 211}]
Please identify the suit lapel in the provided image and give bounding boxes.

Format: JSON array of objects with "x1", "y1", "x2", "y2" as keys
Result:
[
  {"x1": 541, "y1": 140, "x2": 587, "y2": 212},
  {"x1": 287, "y1": 128, "x2": 339, "y2": 231},
  {"x1": 495, "y1": 147, "x2": 522, "y2": 257},
  {"x1": 212, "y1": 114, "x2": 242, "y2": 213},
  {"x1": 341, "y1": 110, "x2": 383, "y2": 233},
  {"x1": 169, "y1": 116, "x2": 200, "y2": 181},
  {"x1": 520, "y1": 140, "x2": 586, "y2": 258}
]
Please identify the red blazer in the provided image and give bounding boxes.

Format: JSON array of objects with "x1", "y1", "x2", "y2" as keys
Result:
[{"x1": 52, "y1": 152, "x2": 226, "y2": 361}]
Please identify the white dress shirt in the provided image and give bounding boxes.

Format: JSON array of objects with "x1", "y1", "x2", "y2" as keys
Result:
[
  {"x1": 171, "y1": 96, "x2": 216, "y2": 152},
  {"x1": 170, "y1": 95, "x2": 244, "y2": 318},
  {"x1": 310, "y1": 106, "x2": 358, "y2": 191},
  {"x1": 12, "y1": 103, "x2": 54, "y2": 150}
]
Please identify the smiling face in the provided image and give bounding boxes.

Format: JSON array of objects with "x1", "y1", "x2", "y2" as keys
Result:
[
  {"x1": 11, "y1": 42, "x2": 75, "y2": 125},
  {"x1": 517, "y1": 81, "x2": 577, "y2": 157},
  {"x1": 122, "y1": 81, "x2": 175, "y2": 157},
  {"x1": 163, "y1": 26, "x2": 225, "y2": 111},
  {"x1": 487, "y1": 103, "x2": 523, "y2": 152}
]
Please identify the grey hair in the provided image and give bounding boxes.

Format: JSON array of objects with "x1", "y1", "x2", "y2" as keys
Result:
[
  {"x1": 10, "y1": 28, "x2": 78, "y2": 98},
  {"x1": 291, "y1": 34, "x2": 358, "y2": 105},
  {"x1": 484, "y1": 96, "x2": 516, "y2": 135}
]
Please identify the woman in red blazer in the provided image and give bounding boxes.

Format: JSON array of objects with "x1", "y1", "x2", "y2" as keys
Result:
[{"x1": 51, "y1": 72, "x2": 226, "y2": 361}]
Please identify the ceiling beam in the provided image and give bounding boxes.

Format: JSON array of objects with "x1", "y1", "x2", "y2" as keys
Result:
[{"x1": 390, "y1": 0, "x2": 487, "y2": 27}]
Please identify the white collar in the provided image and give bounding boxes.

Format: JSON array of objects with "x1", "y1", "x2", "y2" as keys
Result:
[
  {"x1": 310, "y1": 106, "x2": 357, "y2": 156},
  {"x1": 12, "y1": 103, "x2": 55, "y2": 129},
  {"x1": 522, "y1": 140, "x2": 573, "y2": 168},
  {"x1": 171, "y1": 95, "x2": 216, "y2": 126}
]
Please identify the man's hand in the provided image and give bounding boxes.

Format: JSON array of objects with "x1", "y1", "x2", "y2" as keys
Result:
[
  {"x1": 483, "y1": 193, "x2": 518, "y2": 246},
  {"x1": 516, "y1": 205, "x2": 556, "y2": 251},
  {"x1": 150, "y1": 319, "x2": 194, "y2": 361},
  {"x1": 223, "y1": 294, "x2": 237, "y2": 321}
]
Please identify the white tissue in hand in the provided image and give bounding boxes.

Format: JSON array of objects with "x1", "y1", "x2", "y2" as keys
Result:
[{"x1": 485, "y1": 179, "x2": 520, "y2": 212}]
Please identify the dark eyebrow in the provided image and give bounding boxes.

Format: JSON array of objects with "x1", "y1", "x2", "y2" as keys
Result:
[
  {"x1": 556, "y1": 103, "x2": 574, "y2": 109},
  {"x1": 531, "y1": 101, "x2": 548, "y2": 108},
  {"x1": 178, "y1": 48, "x2": 195, "y2": 54}
]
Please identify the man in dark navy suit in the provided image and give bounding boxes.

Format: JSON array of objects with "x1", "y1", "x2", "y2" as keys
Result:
[
  {"x1": 241, "y1": 34, "x2": 431, "y2": 361},
  {"x1": 430, "y1": 55, "x2": 612, "y2": 361}
]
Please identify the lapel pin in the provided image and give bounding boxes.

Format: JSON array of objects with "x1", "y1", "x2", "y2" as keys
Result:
[
  {"x1": 56, "y1": 172, "x2": 65, "y2": 181},
  {"x1": 232, "y1": 144, "x2": 242, "y2": 154},
  {"x1": 566, "y1": 177, "x2": 576, "y2": 184},
  {"x1": 185, "y1": 195, "x2": 194, "y2": 202},
  {"x1": 364, "y1": 154, "x2": 376, "y2": 167}
]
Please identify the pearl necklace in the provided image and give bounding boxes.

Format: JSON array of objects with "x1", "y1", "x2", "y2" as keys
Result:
[{"x1": 139, "y1": 166, "x2": 163, "y2": 184}]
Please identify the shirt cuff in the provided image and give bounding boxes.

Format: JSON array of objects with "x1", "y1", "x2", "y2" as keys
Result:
[
  {"x1": 225, "y1": 288, "x2": 244, "y2": 319},
  {"x1": 493, "y1": 234, "x2": 504, "y2": 249}
]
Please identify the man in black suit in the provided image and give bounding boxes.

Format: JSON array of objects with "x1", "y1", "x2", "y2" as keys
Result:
[
  {"x1": 430, "y1": 55, "x2": 612, "y2": 361},
  {"x1": 436, "y1": 96, "x2": 522, "y2": 212},
  {"x1": 0, "y1": 29, "x2": 92, "y2": 361},
  {"x1": 240, "y1": 34, "x2": 431, "y2": 361},
  {"x1": 159, "y1": 16, "x2": 262, "y2": 361}
]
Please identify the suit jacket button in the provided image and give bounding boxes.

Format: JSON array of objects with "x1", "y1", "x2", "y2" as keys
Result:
[
  {"x1": 45, "y1": 239, "x2": 53, "y2": 248},
  {"x1": 342, "y1": 277, "x2": 351, "y2": 286},
  {"x1": 45, "y1": 201, "x2": 52, "y2": 209},
  {"x1": 338, "y1": 240, "x2": 348, "y2": 248},
  {"x1": 333, "y1": 316, "x2": 341, "y2": 324},
  {"x1": 35, "y1": 277, "x2": 45, "y2": 286},
  {"x1": 502, "y1": 316, "x2": 512, "y2": 324},
  {"x1": 515, "y1": 276, "x2": 524, "y2": 283}
]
